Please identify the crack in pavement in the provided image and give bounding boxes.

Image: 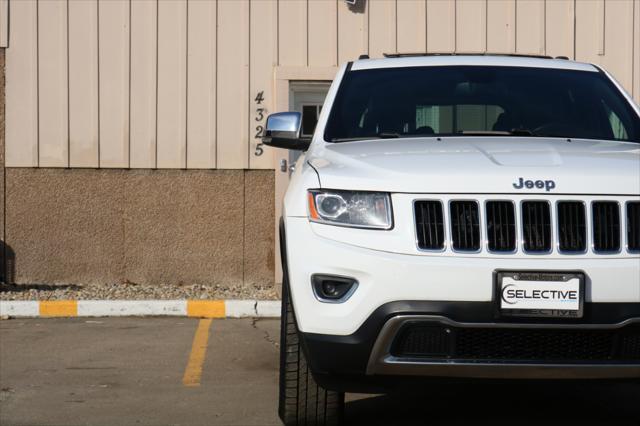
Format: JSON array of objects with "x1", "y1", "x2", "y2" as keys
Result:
[{"x1": 251, "y1": 318, "x2": 279, "y2": 349}]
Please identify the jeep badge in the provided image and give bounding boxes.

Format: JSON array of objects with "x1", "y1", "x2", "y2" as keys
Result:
[{"x1": 513, "y1": 177, "x2": 556, "y2": 192}]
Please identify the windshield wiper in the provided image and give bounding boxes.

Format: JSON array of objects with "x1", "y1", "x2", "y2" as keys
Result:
[
  {"x1": 458, "y1": 128, "x2": 539, "y2": 137},
  {"x1": 509, "y1": 128, "x2": 538, "y2": 136},
  {"x1": 458, "y1": 130, "x2": 510, "y2": 136},
  {"x1": 329, "y1": 132, "x2": 402, "y2": 142},
  {"x1": 331, "y1": 129, "x2": 543, "y2": 142},
  {"x1": 377, "y1": 132, "x2": 401, "y2": 138}
]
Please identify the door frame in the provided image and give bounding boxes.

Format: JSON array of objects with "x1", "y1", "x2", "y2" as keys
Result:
[
  {"x1": 288, "y1": 82, "x2": 331, "y2": 178},
  {"x1": 272, "y1": 66, "x2": 337, "y2": 288}
]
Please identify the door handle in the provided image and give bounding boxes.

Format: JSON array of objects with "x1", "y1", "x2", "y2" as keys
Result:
[{"x1": 280, "y1": 159, "x2": 288, "y2": 173}]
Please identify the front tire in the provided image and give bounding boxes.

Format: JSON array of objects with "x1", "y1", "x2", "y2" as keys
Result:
[{"x1": 278, "y1": 225, "x2": 345, "y2": 426}]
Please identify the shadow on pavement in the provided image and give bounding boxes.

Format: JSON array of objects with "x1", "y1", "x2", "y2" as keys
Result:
[{"x1": 345, "y1": 381, "x2": 640, "y2": 426}]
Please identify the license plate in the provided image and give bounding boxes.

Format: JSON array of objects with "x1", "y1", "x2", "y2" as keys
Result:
[{"x1": 496, "y1": 271, "x2": 584, "y2": 318}]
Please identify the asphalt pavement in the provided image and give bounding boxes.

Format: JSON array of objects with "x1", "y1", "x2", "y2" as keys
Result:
[{"x1": 1, "y1": 318, "x2": 638, "y2": 426}]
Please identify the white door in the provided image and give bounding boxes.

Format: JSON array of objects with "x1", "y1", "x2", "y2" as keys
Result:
[{"x1": 274, "y1": 82, "x2": 331, "y2": 282}]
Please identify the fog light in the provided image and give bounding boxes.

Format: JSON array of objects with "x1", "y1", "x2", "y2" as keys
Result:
[
  {"x1": 322, "y1": 282, "x2": 337, "y2": 296},
  {"x1": 312, "y1": 275, "x2": 358, "y2": 303}
]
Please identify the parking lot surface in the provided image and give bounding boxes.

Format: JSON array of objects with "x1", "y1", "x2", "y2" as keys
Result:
[{"x1": 1, "y1": 318, "x2": 638, "y2": 426}]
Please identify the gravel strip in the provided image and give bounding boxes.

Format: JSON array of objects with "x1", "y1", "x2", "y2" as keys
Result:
[{"x1": 0, "y1": 282, "x2": 280, "y2": 301}]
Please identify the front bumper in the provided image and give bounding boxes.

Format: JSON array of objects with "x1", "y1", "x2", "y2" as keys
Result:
[
  {"x1": 299, "y1": 301, "x2": 640, "y2": 392},
  {"x1": 283, "y1": 215, "x2": 640, "y2": 390},
  {"x1": 285, "y1": 217, "x2": 640, "y2": 336}
]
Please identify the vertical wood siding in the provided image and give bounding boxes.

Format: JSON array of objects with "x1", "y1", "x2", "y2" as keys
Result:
[
  {"x1": 456, "y1": 0, "x2": 486, "y2": 53},
  {"x1": 5, "y1": 0, "x2": 640, "y2": 170},
  {"x1": 308, "y1": 0, "x2": 338, "y2": 67},
  {"x1": 515, "y1": 0, "x2": 545, "y2": 55},
  {"x1": 397, "y1": 0, "x2": 426, "y2": 53},
  {"x1": 427, "y1": 0, "x2": 455, "y2": 53},
  {"x1": 217, "y1": 0, "x2": 249, "y2": 169},
  {"x1": 187, "y1": 0, "x2": 216, "y2": 169},
  {"x1": 486, "y1": 0, "x2": 515, "y2": 53},
  {"x1": 0, "y1": 0, "x2": 8, "y2": 48},
  {"x1": 156, "y1": 0, "x2": 187, "y2": 169},
  {"x1": 545, "y1": 0, "x2": 574, "y2": 59},
  {"x1": 6, "y1": 0, "x2": 38, "y2": 167},
  {"x1": 37, "y1": 0, "x2": 68, "y2": 167},
  {"x1": 368, "y1": 0, "x2": 396, "y2": 58},
  {"x1": 249, "y1": 0, "x2": 277, "y2": 169},
  {"x1": 69, "y1": 0, "x2": 99, "y2": 168},
  {"x1": 98, "y1": 0, "x2": 130, "y2": 168},
  {"x1": 278, "y1": 0, "x2": 306, "y2": 67},
  {"x1": 634, "y1": 0, "x2": 640, "y2": 102},
  {"x1": 338, "y1": 0, "x2": 369, "y2": 63},
  {"x1": 129, "y1": 0, "x2": 158, "y2": 168}
]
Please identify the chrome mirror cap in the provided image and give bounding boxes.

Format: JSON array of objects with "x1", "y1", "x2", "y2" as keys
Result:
[
  {"x1": 263, "y1": 112, "x2": 310, "y2": 151},
  {"x1": 266, "y1": 112, "x2": 302, "y2": 134}
]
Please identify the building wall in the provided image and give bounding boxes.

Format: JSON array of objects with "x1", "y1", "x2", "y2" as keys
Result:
[
  {"x1": 3, "y1": 168, "x2": 274, "y2": 287},
  {"x1": 1, "y1": 0, "x2": 640, "y2": 287},
  {"x1": 4, "y1": 0, "x2": 640, "y2": 172},
  {"x1": 1, "y1": 48, "x2": 5, "y2": 269},
  {"x1": 2, "y1": 42, "x2": 275, "y2": 287}
]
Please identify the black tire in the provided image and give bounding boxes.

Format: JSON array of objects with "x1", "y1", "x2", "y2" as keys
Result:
[{"x1": 279, "y1": 224, "x2": 345, "y2": 426}]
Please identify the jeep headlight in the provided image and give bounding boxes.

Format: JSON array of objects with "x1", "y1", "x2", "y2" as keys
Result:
[{"x1": 307, "y1": 190, "x2": 393, "y2": 230}]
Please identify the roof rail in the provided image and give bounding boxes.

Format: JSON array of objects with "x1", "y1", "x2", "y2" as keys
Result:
[{"x1": 382, "y1": 52, "x2": 554, "y2": 60}]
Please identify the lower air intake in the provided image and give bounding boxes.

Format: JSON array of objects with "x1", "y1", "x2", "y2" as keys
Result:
[{"x1": 391, "y1": 324, "x2": 640, "y2": 362}]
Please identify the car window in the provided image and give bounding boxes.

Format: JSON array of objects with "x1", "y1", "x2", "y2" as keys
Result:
[
  {"x1": 324, "y1": 66, "x2": 640, "y2": 142},
  {"x1": 602, "y1": 101, "x2": 629, "y2": 140},
  {"x1": 415, "y1": 105, "x2": 505, "y2": 134}
]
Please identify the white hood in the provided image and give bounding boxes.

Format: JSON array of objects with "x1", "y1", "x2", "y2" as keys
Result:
[{"x1": 308, "y1": 137, "x2": 640, "y2": 195}]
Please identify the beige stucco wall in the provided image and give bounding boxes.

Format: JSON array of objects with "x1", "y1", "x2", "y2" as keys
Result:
[{"x1": 3, "y1": 169, "x2": 274, "y2": 287}]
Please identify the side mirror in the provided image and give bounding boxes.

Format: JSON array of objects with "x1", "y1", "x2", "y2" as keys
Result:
[{"x1": 262, "y1": 112, "x2": 311, "y2": 151}]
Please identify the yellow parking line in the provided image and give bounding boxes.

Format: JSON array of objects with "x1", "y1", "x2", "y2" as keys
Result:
[
  {"x1": 183, "y1": 318, "x2": 213, "y2": 387},
  {"x1": 40, "y1": 300, "x2": 77, "y2": 317},
  {"x1": 187, "y1": 300, "x2": 225, "y2": 318}
]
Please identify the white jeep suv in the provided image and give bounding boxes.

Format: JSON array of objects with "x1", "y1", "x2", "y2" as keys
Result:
[{"x1": 264, "y1": 54, "x2": 640, "y2": 426}]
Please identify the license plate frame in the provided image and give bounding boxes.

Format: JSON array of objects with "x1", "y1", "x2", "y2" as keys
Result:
[{"x1": 494, "y1": 271, "x2": 585, "y2": 319}]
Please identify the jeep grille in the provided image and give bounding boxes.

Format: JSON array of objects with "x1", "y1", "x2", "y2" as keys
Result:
[{"x1": 414, "y1": 197, "x2": 638, "y2": 255}]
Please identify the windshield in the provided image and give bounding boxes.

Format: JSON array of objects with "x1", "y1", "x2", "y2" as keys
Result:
[{"x1": 324, "y1": 66, "x2": 640, "y2": 143}]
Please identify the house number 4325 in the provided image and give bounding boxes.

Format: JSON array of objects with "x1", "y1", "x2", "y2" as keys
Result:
[{"x1": 254, "y1": 91, "x2": 266, "y2": 156}]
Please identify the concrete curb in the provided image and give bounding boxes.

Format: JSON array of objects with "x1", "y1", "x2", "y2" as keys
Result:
[{"x1": 0, "y1": 300, "x2": 282, "y2": 318}]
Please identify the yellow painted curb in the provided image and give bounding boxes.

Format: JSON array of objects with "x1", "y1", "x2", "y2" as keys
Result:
[
  {"x1": 187, "y1": 300, "x2": 225, "y2": 318},
  {"x1": 39, "y1": 300, "x2": 78, "y2": 317}
]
